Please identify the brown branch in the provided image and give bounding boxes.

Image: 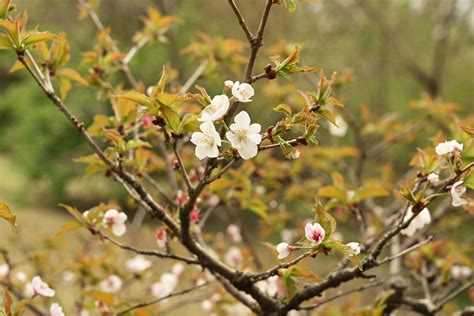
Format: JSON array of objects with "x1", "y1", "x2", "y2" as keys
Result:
[
  {"x1": 228, "y1": 0, "x2": 254, "y2": 43},
  {"x1": 17, "y1": 51, "x2": 181, "y2": 238},
  {"x1": 299, "y1": 280, "x2": 384, "y2": 311},
  {"x1": 116, "y1": 282, "x2": 209, "y2": 315},
  {"x1": 250, "y1": 251, "x2": 314, "y2": 283},
  {"x1": 95, "y1": 231, "x2": 198, "y2": 265}
]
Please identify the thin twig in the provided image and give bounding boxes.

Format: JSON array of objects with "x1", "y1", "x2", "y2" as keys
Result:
[
  {"x1": 299, "y1": 280, "x2": 384, "y2": 311},
  {"x1": 378, "y1": 236, "x2": 433, "y2": 265},
  {"x1": 116, "y1": 282, "x2": 209, "y2": 315},
  {"x1": 97, "y1": 231, "x2": 198, "y2": 265},
  {"x1": 179, "y1": 60, "x2": 209, "y2": 94},
  {"x1": 228, "y1": 0, "x2": 254, "y2": 42}
]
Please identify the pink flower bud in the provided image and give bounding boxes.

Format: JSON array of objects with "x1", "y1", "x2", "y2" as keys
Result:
[
  {"x1": 155, "y1": 229, "x2": 167, "y2": 248},
  {"x1": 190, "y1": 209, "x2": 200, "y2": 223},
  {"x1": 176, "y1": 190, "x2": 188, "y2": 206},
  {"x1": 140, "y1": 116, "x2": 154, "y2": 129}
]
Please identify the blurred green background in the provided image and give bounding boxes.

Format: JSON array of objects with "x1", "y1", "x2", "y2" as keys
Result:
[{"x1": 0, "y1": 0, "x2": 473, "y2": 206}]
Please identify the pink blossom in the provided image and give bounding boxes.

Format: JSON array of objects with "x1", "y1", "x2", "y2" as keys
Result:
[
  {"x1": 190, "y1": 209, "x2": 200, "y2": 223},
  {"x1": 305, "y1": 223, "x2": 326, "y2": 245},
  {"x1": 176, "y1": 190, "x2": 188, "y2": 206},
  {"x1": 140, "y1": 116, "x2": 154, "y2": 129},
  {"x1": 155, "y1": 229, "x2": 167, "y2": 248}
]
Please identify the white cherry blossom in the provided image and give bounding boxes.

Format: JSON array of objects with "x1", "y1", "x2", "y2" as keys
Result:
[
  {"x1": 0, "y1": 263, "x2": 9, "y2": 278},
  {"x1": 256, "y1": 275, "x2": 279, "y2": 296},
  {"x1": 151, "y1": 272, "x2": 178, "y2": 298},
  {"x1": 126, "y1": 255, "x2": 152, "y2": 274},
  {"x1": 224, "y1": 80, "x2": 234, "y2": 88},
  {"x1": 199, "y1": 94, "x2": 230, "y2": 122},
  {"x1": 49, "y1": 303, "x2": 65, "y2": 316},
  {"x1": 451, "y1": 265, "x2": 472, "y2": 280},
  {"x1": 227, "y1": 224, "x2": 242, "y2": 243},
  {"x1": 401, "y1": 207, "x2": 431, "y2": 237},
  {"x1": 427, "y1": 173, "x2": 439, "y2": 185},
  {"x1": 28, "y1": 276, "x2": 55, "y2": 297},
  {"x1": 231, "y1": 81, "x2": 254, "y2": 102},
  {"x1": 276, "y1": 242, "x2": 292, "y2": 259},
  {"x1": 435, "y1": 140, "x2": 463, "y2": 156},
  {"x1": 346, "y1": 242, "x2": 361, "y2": 255},
  {"x1": 191, "y1": 121, "x2": 221, "y2": 160},
  {"x1": 99, "y1": 275, "x2": 122, "y2": 293},
  {"x1": 451, "y1": 181, "x2": 468, "y2": 207},
  {"x1": 226, "y1": 111, "x2": 262, "y2": 160},
  {"x1": 103, "y1": 209, "x2": 127, "y2": 236},
  {"x1": 224, "y1": 247, "x2": 243, "y2": 268},
  {"x1": 329, "y1": 115, "x2": 348, "y2": 137},
  {"x1": 171, "y1": 263, "x2": 184, "y2": 276},
  {"x1": 305, "y1": 223, "x2": 326, "y2": 245}
]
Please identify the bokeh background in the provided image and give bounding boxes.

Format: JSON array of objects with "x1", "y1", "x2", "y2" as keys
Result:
[{"x1": 0, "y1": 0, "x2": 473, "y2": 313}]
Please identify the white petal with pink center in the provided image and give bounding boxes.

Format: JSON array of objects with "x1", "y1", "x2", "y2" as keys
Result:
[
  {"x1": 305, "y1": 223, "x2": 326, "y2": 245},
  {"x1": 99, "y1": 275, "x2": 122, "y2": 293},
  {"x1": 103, "y1": 209, "x2": 128, "y2": 236},
  {"x1": 435, "y1": 140, "x2": 463, "y2": 155}
]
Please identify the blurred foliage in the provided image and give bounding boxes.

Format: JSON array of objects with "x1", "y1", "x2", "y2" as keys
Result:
[{"x1": 0, "y1": 0, "x2": 473, "y2": 204}]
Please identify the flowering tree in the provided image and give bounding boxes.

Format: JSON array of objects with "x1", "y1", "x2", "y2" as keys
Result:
[{"x1": 0, "y1": 0, "x2": 473, "y2": 315}]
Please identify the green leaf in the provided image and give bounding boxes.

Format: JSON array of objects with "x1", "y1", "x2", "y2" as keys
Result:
[
  {"x1": 125, "y1": 139, "x2": 152, "y2": 150},
  {"x1": 0, "y1": 202, "x2": 16, "y2": 227},
  {"x1": 353, "y1": 186, "x2": 389, "y2": 202},
  {"x1": 160, "y1": 105, "x2": 181, "y2": 133},
  {"x1": 318, "y1": 109, "x2": 337, "y2": 125},
  {"x1": 54, "y1": 220, "x2": 82, "y2": 237},
  {"x1": 22, "y1": 32, "x2": 57, "y2": 46},
  {"x1": 0, "y1": 0, "x2": 12, "y2": 19},
  {"x1": 246, "y1": 199, "x2": 269, "y2": 221},
  {"x1": 461, "y1": 126, "x2": 474, "y2": 137},
  {"x1": 59, "y1": 204, "x2": 86, "y2": 224},
  {"x1": 318, "y1": 185, "x2": 346, "y2": 201},
  {"x1": 283, "y1": 272, "x2": 297, "y2": 301},
  {"x1": 313, "y1": 200, "x2": 336, "y2": 238},
  {"x1": 288, "y1": 266, "x2": 322, "y2": 282},
  {"x1": 115, "y1": 91, "x2": 151, "y2": 108},
  {"x1": 273, "y1": 103, "x2": 293, "y2": 117},
  {"x1": 0, "y1": 34, "x2": 13, "y2": 50}
]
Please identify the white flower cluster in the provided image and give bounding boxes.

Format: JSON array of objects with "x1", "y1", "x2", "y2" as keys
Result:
[{"x1": 191, "y1": 81, "x2": 262, "y2": 160}]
